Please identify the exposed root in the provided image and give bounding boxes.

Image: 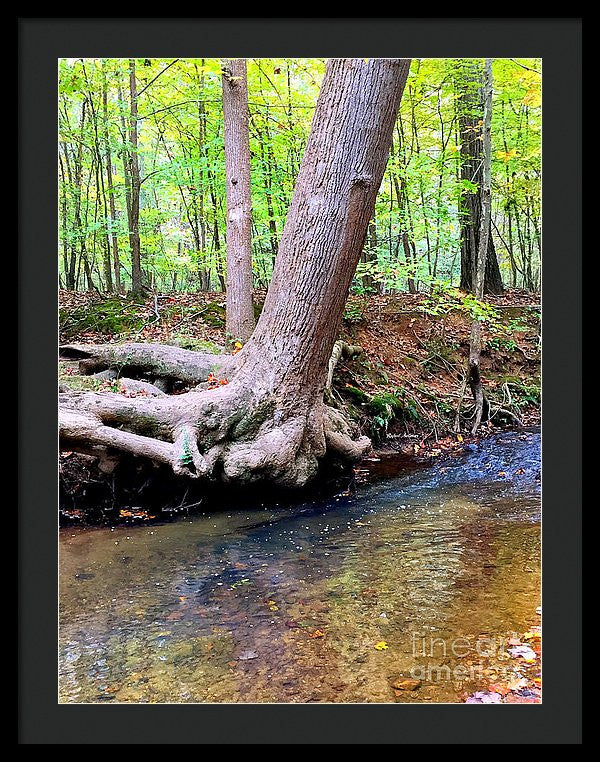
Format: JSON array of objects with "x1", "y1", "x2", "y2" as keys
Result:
[
  {"x1": 59, "y1": 341, "x2": 372, "y2": 488},
  {"x1": 60, "y1": 408, "x2": 175, "y2": 469},
  {"x1": 325, "y1": 340, "x2": 363, "y2": 391},
  {"x1": 324, "y1": 405, "x2": 372, "y2": 459},
  {"x1": 60, "y1": 342, "x2": 234, "y2": 387}
]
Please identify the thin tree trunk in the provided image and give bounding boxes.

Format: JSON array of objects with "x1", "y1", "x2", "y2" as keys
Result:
[
  {"x1": 209, "y1": 175, "x2": 226, "y2": 291},
  {"x1": 222, "y1": 59, "x2": 255, "y2": 341},
  {"x1": 195, "y1": 61, "x2": 210, "y2": 290},
  {"x1": 83, "y1": 63, "x2": 113, "y2": 293},
  {"x1": 102, "y1": 61, "x2": 122, "y2": 293},
  {"x1": 128, "y1": 59, "x2": 143, "y2": 295},
  {"x1": 468, "y1": 58, "x2": 493, "y2": 434},
  {"x1": 59, "y1": 154, "x2": 70, "y2": 287}
]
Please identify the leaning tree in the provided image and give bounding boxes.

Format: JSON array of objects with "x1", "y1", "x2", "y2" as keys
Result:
[{"x1": 59, "y1": 58, "x2": 411, "y2": 488}]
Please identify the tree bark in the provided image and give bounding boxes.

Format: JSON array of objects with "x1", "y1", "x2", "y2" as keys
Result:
[
  {"x1": 222, "y1": 59, "x2": 255, "y2": 341},
  {"x1": 60, "y1": 58, "x2": 411, "y2": 488},
  {"x1": 457, "y1": 59, "x2": 503, "y2": 295}
]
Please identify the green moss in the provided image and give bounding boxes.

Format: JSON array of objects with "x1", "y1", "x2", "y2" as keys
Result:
[
  {"x1": 344, "y1": 385, "x2": 370, "y2": 404},
  {"x1": 59, "y1": 373, "x2": 102, "y2": 392},
  {"x1": 133, "y1": 414, "x2": 168, "y2": 439},
  {"x1": 369, "y1": 393, "x2": 404, "y2": 417},
  {"x1": 170, "y1": 335, "x2": 225, "y2": 354},
  {"x1": 60, "y1": 298, "x2": 145, "y2": 338},
  {"x1": 202, "y1": 302, "x2": 226, "y2": 328}
]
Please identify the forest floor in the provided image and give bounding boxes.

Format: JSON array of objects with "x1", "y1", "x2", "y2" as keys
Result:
[{"x1": 59, "y1": 288, "x2": 540, "y2": 517}]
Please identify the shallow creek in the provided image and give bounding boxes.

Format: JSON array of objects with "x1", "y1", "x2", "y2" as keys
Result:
[{"x1": 59, "y1": 428, "x2": 540, "y2": 703}]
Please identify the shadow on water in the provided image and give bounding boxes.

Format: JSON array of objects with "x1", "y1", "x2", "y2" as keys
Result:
[{"x1": 59, "y1": 428, "x2": 540, "y2": 703}]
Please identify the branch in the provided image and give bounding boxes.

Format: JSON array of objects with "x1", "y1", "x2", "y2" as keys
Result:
[
  {"x1": 508, "y1": 59, "x2": 541, "y2": 75},
  {"x1": 137, "y1": 59, "x2": 181, "y2": 97}
]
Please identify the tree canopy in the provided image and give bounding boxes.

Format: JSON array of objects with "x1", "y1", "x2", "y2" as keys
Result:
[{"x1": 59, "y1": 57, "x2": 541, "y2": 296}]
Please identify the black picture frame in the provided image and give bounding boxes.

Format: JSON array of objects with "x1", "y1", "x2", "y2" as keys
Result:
[{"x1": 18, "y1": 17, "x2": 581, "y2": 744}]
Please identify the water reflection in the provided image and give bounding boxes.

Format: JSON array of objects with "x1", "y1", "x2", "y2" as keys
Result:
[{"x1": 59, "y1": 429, "x2": 540, "y2": 703}]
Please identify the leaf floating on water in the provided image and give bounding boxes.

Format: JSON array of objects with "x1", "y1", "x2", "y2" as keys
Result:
[
  {"x1": 465, "y1": 691, "x2": 503, "y2": 704},
  {"x1": 508, "y1": 645, "x2": 537, "y2": 662},
  {"x1": 238, "y1": 650, "x2": 259, "y2": 661}
]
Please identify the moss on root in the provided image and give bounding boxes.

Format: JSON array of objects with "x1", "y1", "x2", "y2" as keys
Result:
[{"x1": 169, "y1": 335, "x2": 225, "y2": 354}]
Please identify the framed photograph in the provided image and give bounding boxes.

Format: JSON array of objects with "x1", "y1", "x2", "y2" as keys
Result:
[{"x1": 19, "y1": 17, "x2": 581, "y2": 744}]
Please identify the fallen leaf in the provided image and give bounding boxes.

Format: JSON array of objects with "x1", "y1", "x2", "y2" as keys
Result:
[
  {"x1": 391, "y1": 678, "x2": 421, "y2": 691},
  {"x1": 465, "y1": 691, "x2": 502, "y2": 704},
  {"x1": 488, "y1": 682, "x2": 511, "y2": 696},
  {"x1": 507, "y1": 677, "x2": 529, "y2": 692}
]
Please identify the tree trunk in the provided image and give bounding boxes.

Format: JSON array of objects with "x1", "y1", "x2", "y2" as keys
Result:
[
  {"x1": 457, "y1": 59, "x2": 503, "y2": 295},
  {"x1": 102, "y1": 61, "x2": 122, "y2": 293},
  {"x1": 467, "y1": 59, "x2": 493, "y2": 434},
  {"x1": 196, "y1": 61, "x2": 210, "y2": 291},
  {"x1": 222, "y1": 59, "x2": 255, "y2": 342},
  {"x1": 60, "y1": 58, "x2": 411, "y2": 488},
  {"x1": 128, "y1": 59, "x2": 143, "y2": 295}
]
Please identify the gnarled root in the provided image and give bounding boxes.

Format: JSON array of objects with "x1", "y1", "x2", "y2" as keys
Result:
[
  {"x1": 323, "y1": 405, "x2": 372, "y2": 459},
  {"x1": 59, "y1": 340, "x2": 371, "y2": 488},
  {"x1": 325, "y1": 340, "x2": 363, "y2": 391},
  {"x1": 60, "y1": 386, "x2": 371, "y2": 489}
]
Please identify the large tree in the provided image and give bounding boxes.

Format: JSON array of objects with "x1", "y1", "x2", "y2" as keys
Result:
[
  {"x1": 457, "y1": 59, "x2": 503, "y2": 295},
  {"x1": 59, "y1": 58, "x2": 411, "y2": 488},
  {"x1": 222, "y1": 58, "x2": 255, "y2": 341}
]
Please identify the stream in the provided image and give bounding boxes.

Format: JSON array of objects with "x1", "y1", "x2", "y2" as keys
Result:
[{"x1": 59, "y1": 428, "x2": 540, "y2": 703}]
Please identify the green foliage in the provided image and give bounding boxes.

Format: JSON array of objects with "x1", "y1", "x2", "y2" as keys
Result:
[
  {"x1": 58, "y1": 57, "x2": 540, "y2": 295},
  {"x1": 500, "y1": 378, "x2": 541, "y2": 407},
  {"x1": 179, "y1": 432, "x2": 194, "y2": 466},
  {"x1": 421, "y1": 282, "x2": 500, "y2": 325},
  {"x1": 485, "y1": 337, "x2": 517, "y2": 352},
  {"x1": 343, "y1": 300, "x2": 367, "y2": 324}
]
